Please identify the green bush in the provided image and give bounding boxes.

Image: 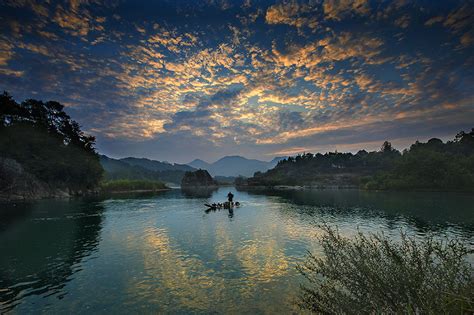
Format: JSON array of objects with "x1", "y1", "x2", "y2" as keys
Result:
[
  {"x1": 297, "y1": 226, "x2": 474, "y2": 314},
  {"x1": 100, "y1": 179, "x2": 168, "y2": 192}
]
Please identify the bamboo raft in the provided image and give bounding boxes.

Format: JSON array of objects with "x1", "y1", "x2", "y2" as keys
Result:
[{"x1": 204, "y1": 201, "x2": 241, "y2": 210}]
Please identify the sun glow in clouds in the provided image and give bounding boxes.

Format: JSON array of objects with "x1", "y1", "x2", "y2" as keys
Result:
[{"x1": 1, "y1": 0, "x2": 473, "y2": 161}]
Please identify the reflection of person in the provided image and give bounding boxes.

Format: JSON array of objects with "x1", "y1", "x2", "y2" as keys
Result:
[{"x1": 227, "y1": 192, "x2": 234, "y2": 203}]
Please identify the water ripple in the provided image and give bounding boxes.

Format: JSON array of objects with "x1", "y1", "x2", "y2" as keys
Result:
[{"x1": 0, "y1": 188, "x2": 473, "y2": 313}]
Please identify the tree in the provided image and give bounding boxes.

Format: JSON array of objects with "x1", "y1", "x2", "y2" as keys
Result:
[
  {"x1": 0, "y1": 91, "x2": 20, "y2": 126},
  {"x1": 380, "y1": 141, "x2": 394, "y2": 153}
]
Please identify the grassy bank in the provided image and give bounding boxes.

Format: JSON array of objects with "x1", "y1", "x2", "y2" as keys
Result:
[{"x1": 100, "y1": 179, "x2": 169, "y2": 193}]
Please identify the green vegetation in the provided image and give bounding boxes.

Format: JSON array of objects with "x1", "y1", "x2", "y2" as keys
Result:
[
  {"x1": 240, "y1": 129, "x2": 474, "y2": 191},
  {"x1": 100, "y1": 155, "x2": 190, "y2": 185},
  {"x1": 364, "y1": 133, "x2": 474, "y2": 190},
  {"x1": 0, "y1": 92, "x2": 103, "y2": 193},
  {"x1": 298, "y1": 226, "x2": 474, "y2": 314},
  {"x1": 100, "y1": 179, "x2": 168, "y2": 193}
]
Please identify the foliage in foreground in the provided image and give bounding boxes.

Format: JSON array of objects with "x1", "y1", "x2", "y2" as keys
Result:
[
  {"x1": 297, "y1": 226, "x2": 474, "y2": 314},
  {"x1": 100, "y1": 179, "x2": 168, "y2": 192}
]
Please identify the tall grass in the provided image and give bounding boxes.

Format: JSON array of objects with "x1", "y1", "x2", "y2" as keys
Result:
[
  {"x1": 100, "y1": 179, "x2": 168, "y2": 192},
  {"x1": 297, "y1": 225, "x2": 474, "y2": 314}
]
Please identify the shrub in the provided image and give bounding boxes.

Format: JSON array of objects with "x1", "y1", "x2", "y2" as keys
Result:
[
  {"x1": 297, "y1": 226, "x2": 474, "y2": 314},
  {"x1": 100, "y1": 179, "x2": 167, "y2": 192}
]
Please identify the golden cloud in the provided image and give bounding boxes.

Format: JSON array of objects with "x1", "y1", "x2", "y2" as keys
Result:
[
  {"x1": 265, "y1": 1, "x2": 318, "y2": 29},
  {"x1": 323, "y1": 0, "x2": 370, "y2": 21}
]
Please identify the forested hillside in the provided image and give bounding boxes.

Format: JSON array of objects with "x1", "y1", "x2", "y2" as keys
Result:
[
  {"x1": 239, "y1": 130, "x2": 474, "y2": 191},
  {"x1": 365, "y1": 131, "x2": 474, "y2": 190},
  {"x1": 0, "y1": 92, "x2": 103, "y2": 199},
  {"x1": 100, "y1": 155, "x2": 192, "y2": 185}
]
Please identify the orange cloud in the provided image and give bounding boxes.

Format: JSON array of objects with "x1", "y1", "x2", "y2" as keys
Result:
[
  {"x1": 323, "y1": 0, "x2": 370, "y2": 21},
  {"x1": 265, "y1": 1, "x2": 318, "y2": 29}
]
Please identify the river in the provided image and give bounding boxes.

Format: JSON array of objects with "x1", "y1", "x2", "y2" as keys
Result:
[{"x1": 1, "y1": 188, "x2": 473, "y2": 313}]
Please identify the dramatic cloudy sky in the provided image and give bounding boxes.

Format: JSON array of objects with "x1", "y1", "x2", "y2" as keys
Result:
[{"x1": 1, "y1": 0, "x2": 473, "y2": 163}]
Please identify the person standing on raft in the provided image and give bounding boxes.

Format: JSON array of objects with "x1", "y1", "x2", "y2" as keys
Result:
[{"x1": 227, "y1": 192, "x2": 234, "y2": 205}]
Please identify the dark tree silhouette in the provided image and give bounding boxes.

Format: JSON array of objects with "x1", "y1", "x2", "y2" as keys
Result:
[
  {"x1": 0, "y1": 91, "x2": 103, "y2": 192},
  {"x1": 239, "y1": 130, "x2": 474, "y2": 191}
]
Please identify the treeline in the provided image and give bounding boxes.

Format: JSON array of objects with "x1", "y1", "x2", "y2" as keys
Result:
[
  {"x1": 0, "y1": 91, "x2": 103, "y2": 193},
  {"x1": 240, "y1": 130, "x2": 474, "y2": 191},
  {"x1": 365, "y1": 131, "x2": 474, "y2": 190}
]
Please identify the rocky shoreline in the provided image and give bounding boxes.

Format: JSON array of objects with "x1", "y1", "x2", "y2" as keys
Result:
[
  {"x1": 0, "y1": 158, "x2": 85, "y2": 202},
  {"x1": 0, "y1": 158, "x2": 102, "y2": 202}
]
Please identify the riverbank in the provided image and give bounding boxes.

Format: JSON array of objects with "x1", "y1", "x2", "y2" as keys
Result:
[
  {"x1": 0, "y1": 188, "x2": 74, "y2": 202},
  {"x1": 0, "y1": 158, "x2": 99, "y2": 202},
  {"x1": 0, "y1": 175, "x2": 172, "y2": 202}
]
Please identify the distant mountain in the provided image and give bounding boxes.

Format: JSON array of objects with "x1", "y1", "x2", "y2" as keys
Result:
[
  {"x1": 101, "y1": 154, "x2": 286, "y2": 183},
  {"x1": 187, "y1": 155, "x2": 286, "y2": 177},
  {"x1": 100, "y1": 155, "x2": 133, "y2": 174},
  {"x1": 100, "y1": 155, "x2": 195, "y2": 184},
  {"x1": 121, "y1": 157, "x2": 194, "y2": 172},
  {"x1": 188, "y1": 159, "x2": 211, "y2": 170}
]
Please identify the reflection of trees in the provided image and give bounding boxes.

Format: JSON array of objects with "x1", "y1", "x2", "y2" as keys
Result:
[
  {"x1": 0, "y1": 199, "x2": 104, "y2": 312},
  {"x1": 241, "y1": 189, "x2": 474, "y2": 235}
]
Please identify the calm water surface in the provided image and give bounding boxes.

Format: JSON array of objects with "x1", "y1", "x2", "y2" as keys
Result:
[{"x1": 1, "y1": 188, "x2": 474, "y2": 314}]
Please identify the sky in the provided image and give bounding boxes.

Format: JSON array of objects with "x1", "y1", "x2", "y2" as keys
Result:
[{"x1": 1, "y1": 0, "x2": 473, "y2": 163}]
